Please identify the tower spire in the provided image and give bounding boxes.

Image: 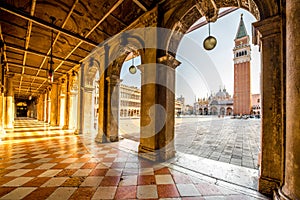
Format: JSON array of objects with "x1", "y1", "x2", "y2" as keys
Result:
[{"x1": 235, "y1": 14, "x2": 248, "y2": 39}]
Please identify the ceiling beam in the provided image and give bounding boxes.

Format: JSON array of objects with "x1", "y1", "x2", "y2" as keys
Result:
[
  {"x1": 28, "y1": 0, "x2": 125, "y2": 92},
  {"x1": 55, "y1": 0, "x2": 124, "y2": 73},
  {"x1": 14, "y1": 87, "x2": 45, "y2": 95},
  {"x1": 8, "y1": 61, "x2": 64, "y2": 75},
  {"x1": 110, "y1": 14, "x2": 128, "y2": 27},
  {"x1": 28, "y1": 0, "x2": 80, "y2": 95},
  {"x1": 13, "y1": 80, "x2": 42, "y2": 85},
  {"x1": 132, "y1": 0, "x2": 148, "y2": 12},
  {"x1": 5, "y1": 43, "x2": 80, "y2": 65},
  {"x1": 14, "y1": 73, "x2": 48, "y2": 81},
  {"x1": 19, "y1": 0, "x2": 37, "y2": 97},
  {"x1": 0, "y1": 3, "x2": 98, "y2": 47}
]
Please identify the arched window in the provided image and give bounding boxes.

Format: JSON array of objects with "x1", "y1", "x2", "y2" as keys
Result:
[
  {"x1": 239, "y1": 52, "x2": 241, "y2": 57},
  {"x1": 245, "y1": 51, "x2": 247, "y2": 55},
  {"x1": 236, "y1": 53, "x2": 238, "y2": 57},
  {"x1": 242, "y1": 51, "x2": 244, "y2": 56}
]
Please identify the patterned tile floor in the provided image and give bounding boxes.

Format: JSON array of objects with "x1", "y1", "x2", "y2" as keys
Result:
[{"x1": 0, "y1": 118, "x2": 269, "y2": 199}]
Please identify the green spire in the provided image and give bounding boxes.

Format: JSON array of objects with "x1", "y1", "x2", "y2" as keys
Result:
[{"x1": 235, "y1": 14, "x2": 248, "y2": 39}]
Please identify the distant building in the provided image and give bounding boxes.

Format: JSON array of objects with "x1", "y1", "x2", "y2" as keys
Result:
[
  {"x1": 175, "y1": 99, "x2": 184, "y2": 115},
  {"x1": 251, "y1": 94, "x2": 261, "y2": 115},
  {"x1": 195, "y1": 88, "x2": 233, "y2": 116},
  {"x1": 233, "y1": 14, "x2": 252, "y2": 115},
  {"x1": 184, "y1": 105, "x2": 194, "y2": 115},
  {"x1": 120, "y1": 84, "x2": 141, "y2": 118}
]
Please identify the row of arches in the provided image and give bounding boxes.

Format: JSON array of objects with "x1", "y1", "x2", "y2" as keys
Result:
[
  {"x1": 120, "y1": 109, "x2": 140, "y2": 118},
  {"x1": 199, "y1": 107, "x2": 233, "y2": 116}
]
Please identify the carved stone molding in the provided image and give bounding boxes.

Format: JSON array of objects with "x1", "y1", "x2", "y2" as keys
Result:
[
  {"x1": 138, "y1": 7, "x2": 158, "y2": 27},
  {"x1": 157, "y1": 54, "x2": 181, "y2": 69},
  {"x1": 195, "y1": 0, "x2": 219, "y2": 22}
]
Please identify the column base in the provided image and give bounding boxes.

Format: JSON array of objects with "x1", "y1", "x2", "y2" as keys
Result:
[
  {"x1": 95, "y1": 133, "x2": 108, "y2": 143},
  {"x1": 273, "y1": 188, "x2": 292, "y2": 200},
  {"x1": 258, "y1": 176, "x2": 280, "y2": 196},
  {"x1": 0, "y1": 129, "x2": 6, "y2": 138},
  {"x1": 138, "y1": 145, "x2": 175, "y2": 162},
  {"x1": 74, "y1": 129, "x2": 81, "y2": 135},
  {"x1": 109, "y1": 136, "x2": 119, "y2": 142}
]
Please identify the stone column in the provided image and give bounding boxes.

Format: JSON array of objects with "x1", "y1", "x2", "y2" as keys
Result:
[
  {"x1": 105, "y1": 75, "x2": 120, "y2": 142},
  {"x1": 138, "y1": 52, "x2": 180, "y2": 161},
  {"x1": 63, "y1": 73, "x2": 78, "y2": 130},
  {"x1": 59, "y1": 79, "x2": 66, "y2": 127},
  {"x1": 43, "y1": 93, "x2": 47, "y2": 122},
  {"x1": 95, "y1": 46, "x2": 108, "y2": 143},
  {"x1": 37, "y1": 94, "x2": 44, "y2": 121},
  {"x1": 50, "y1": 83, "x2": 59, "y2": 126},
  {"x1": 75, "y1": 65, "x2": 85, "y2": 135},
  {"x1": 63, "y1": 74, "x2": 70, "y2": 130},
  {"x1": 280, "y1": 1, "x2": 300, "y2": 199},
  {"x1": 253, "y1": 16, "x2": 285, "y2": 196},
  {"x1": 0, "y1": 42, "x2": 4, "y2": 134},
  {"x1": 0, "y1": 87, "x2": 4, "y2": 135},
  {"x1": 46, "y1": 90, "x2": 51, "y2": 124},
  {"x1": 82, "y1": 86, "x2": 94, "y2": 134},
  {"x1": 95, "y1": 73, "x2": 120, "y2": 142},
  {"x1": 4, "y1": 73, "x2": 14, "y2": 129}
]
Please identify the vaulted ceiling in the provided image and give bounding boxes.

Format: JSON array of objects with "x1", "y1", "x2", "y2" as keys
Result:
[{"x1": 0, "y1": 0, "x2": 155, "y2": 100}]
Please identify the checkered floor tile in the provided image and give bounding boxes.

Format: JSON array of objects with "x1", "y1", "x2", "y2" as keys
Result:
[{"x1": 0, "y1": 118, "x2": 269, "y2": 199}]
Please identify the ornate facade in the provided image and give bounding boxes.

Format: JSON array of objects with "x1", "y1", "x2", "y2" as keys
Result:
[
  {"x1": 120, "y1": 84, "x2": 141, "y2": 118},
  {"x1": 195, "y1": 88, "x2": 233, "y2": 116}
]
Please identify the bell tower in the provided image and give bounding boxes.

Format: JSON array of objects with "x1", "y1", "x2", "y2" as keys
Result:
[{"x1": 233, "y1": 14, "x2": 251, "y2": 115}]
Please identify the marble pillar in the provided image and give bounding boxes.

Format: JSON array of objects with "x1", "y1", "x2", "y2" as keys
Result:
[
  {"x1": 0, "y1": 45, "x2": 4, "y2": 134},
  {"x1": 138, "y1": 52, "x2": 180, "y2": 161},
  {"x1": 95, "y1": 69, "x2": 106, "y2": 143},
  {"x1": 95, "y1": 74, "x2": 120, "y2": 142},
  {"x1": 95, "y1": 47, "x2": 108, "y2": 143},
  {"x1": 59, "y1": 79, "x2": 66, "y2": 128},
  {"x1": 43, "y1": 93, "x2": 47, "y2": 122},
  {"x1": 280, "y1": 0, "x2": 300, "y2": 199},
  {"x1": 63, "y1": 75, "x2": 70, "y2": 130},
  {"x1": 105, "y1": 75, "x2": 120, "y2": 142},
  {"x1": 253, "y1": 16, "x2": 285, "y2": 196},
  {"x1": 50, "y1": 83, "x2": 59, "y2": 126},
  {"x1": 4, "y1": 74, "x2": 14, "y2": 129},
  {"x1": 0, "y1": 89, "x2": 4, "y2": 135},
  {"x1": 46, "y1": 90, "x2": 51, "y2": 124},
  {"x1": 37, "y1": 94, "x2": 44, "y2": 121},
  {"x1": 82, "y1": 86, "x2": 95, "y2": 134},
  {"x1": 63, "y1": 73, "x2": 78, "y2": 130}
]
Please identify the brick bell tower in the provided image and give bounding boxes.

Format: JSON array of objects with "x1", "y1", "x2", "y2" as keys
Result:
[{"x1": 233, "y1": 14, "x2": 251, "y2": 115}]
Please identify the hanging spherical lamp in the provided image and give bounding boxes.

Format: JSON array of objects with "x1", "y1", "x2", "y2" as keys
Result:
[
  {"x1": 203, "y1": 22, "x2": 217, "y2": 50},
  {"x1": 129, "y1": 65, "x2": 137, "y2": 74},
  {"x1": 129, "y1": 53, "x2": 137, "y2": 74}
]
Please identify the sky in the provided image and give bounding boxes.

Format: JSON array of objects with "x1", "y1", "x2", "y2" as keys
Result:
[{"x1": 120, "y1": 8, "x2": 261, "y2": 105}]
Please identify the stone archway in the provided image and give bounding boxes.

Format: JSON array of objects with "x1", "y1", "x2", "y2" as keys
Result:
[
  {"x1": 163, "y1": 0, "x2": 285, "y2": 196},
  {"x1": 81, "y1": 1, "x2": 288, "y2": 196}
]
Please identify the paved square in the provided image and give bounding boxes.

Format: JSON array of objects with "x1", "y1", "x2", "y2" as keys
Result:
[{"x1": 120, "y1": 116, "x2": 261, "y2": 169}]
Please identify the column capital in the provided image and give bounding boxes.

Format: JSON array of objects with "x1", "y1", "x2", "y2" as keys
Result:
[
  {"x1": 157, "y1": 54, "x2": 181, "y2": 69},
  {"x1": 252, "y1": 15, "x2": 281, "y2": 44},
  {"x1": 106, "y1": 75, "x2": 121, "y2": 85},
  {"x1": 84, "y1": 85, "x2": 94, "y2": 93}
]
